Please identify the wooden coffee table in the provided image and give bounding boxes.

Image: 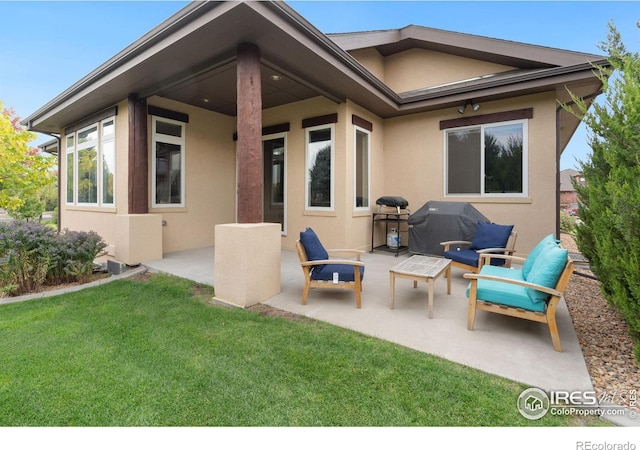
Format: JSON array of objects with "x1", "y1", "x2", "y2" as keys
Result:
[{"x1": 389, "y1": 255, "x2": 452, "y2": 318}]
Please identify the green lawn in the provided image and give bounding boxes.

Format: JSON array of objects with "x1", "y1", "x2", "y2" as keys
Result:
[{"x1": 0, "y1": 273, "x2": 607, "y2": 426}]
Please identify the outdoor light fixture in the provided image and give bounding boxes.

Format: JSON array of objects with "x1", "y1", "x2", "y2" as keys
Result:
[{"x1": 457, "y1": 100, "x2": 481, "y2": 114}]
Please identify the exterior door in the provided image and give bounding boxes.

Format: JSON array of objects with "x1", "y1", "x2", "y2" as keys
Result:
[{"x1": 262, "y1": 134, "x2": 286, "y2": 233}]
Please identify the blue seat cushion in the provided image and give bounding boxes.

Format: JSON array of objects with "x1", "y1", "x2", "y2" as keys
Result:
[
  {"x1": 300, "y1": 227, "x2": 329, "y2": 263},
  {"x1": 466, "y1": 265, "x2": 546, "y2": 313},
  {"x1": 444, "y1": 249, "x2": 507, "y2": 268},
  {"x1": 444, "y1": 249, "x2": 479, "y2": 267},
  {"x1": 470, "y1": 222, "x2": 514, "y2": 251},
  {"x1": 311, "y1": 263, "x2": 365, "y2": 282}
]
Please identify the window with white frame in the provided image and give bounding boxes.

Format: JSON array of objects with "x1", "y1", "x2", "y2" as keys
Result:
[
  {"x1": 305, "y1": 124, "x2": 334, "y2": 209},
  {"x1": 66, "y1": 117, "x2": 115, "y2": 206},
  {"x1": 445, "y1": 120, "x2": 527, "y2": 196},
  {"x1": 152, "y1": 116, "x2": 185, "y2": 207},
  {"x1": 354, "y1": 127, "x2": 370, "y2": 209}
]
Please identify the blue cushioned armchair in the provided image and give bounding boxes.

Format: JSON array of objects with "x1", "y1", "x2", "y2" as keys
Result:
[
  {"x1": 441, "y1": 222, "x2": 517, "y2": 273},
  {"x1": 464, "y1": 234, "x2": 574, "y2": 351},
  {"x1": 296, "y1": 228, "x2": 365, "y2": 308}
]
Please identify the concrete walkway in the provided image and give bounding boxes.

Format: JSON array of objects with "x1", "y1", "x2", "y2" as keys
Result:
[{"x1": 144, "y1": 247, "x2": 594, "y2": 395}]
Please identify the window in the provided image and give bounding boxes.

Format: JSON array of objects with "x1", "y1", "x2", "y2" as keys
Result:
[
  {"x1": 152, "y1": 117, "x2": 185, "y2": 207},
  {"x1": 66, "y1": 117, "x2": 115, "y2": 207},
  {"x1": 101, "y1": 119, "x2": 115, "y2": 205},
  {"x1": 445, "y1": 120, "x2": 527, "y2": 196},
  {"x1": 305, "y1": 125, "x2": 334, "y2": 209},
  {"x1": 66, "y1": 136, "x2": 74, "y2": 204},
  {"x1": 354, "y1": 127, "x2": 370, "y2": 209}
]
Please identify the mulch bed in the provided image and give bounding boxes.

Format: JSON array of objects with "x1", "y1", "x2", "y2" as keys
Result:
[{"x1": 561, "y1": 233, "x2": 640, "y2": 413}]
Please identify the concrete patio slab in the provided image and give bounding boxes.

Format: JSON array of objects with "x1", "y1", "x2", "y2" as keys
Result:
[{"x1": 144, "y1": 247, "x2": 594, "y2": 395}]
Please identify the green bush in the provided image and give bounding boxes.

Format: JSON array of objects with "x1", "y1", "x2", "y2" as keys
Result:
[
  {"x1": 0, "y1": 221, "x2": 106, "y2": 296},
  {"x1": 559, "y1": 210, "x2": 578, "y2": 234}
]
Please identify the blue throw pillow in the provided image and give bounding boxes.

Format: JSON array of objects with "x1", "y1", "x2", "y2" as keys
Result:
[
  {"x1": 525, "y1": 243, "x2": 568, "y2": 303},
  {"x1": 470, "y1": 222, "x2": 514, "y2": 251},
  {"x1": 300, "y1": 227, "x2": 329, "y2": 262},
  {"x1": 522, "y1": 234, "x2": 559, "y2": 278}
]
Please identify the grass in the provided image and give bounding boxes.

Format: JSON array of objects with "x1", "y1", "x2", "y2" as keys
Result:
[{"x1": 0, "y1": 273, "x2": 608, "y2": 427}]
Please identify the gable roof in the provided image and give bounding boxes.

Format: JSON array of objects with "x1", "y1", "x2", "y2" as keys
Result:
[
  {"x1": 23, "y1": 0, "x2": 608, "y2": 148},
  {"x1": 330, "y1": 25, "x2": 604, "y2": 68}
]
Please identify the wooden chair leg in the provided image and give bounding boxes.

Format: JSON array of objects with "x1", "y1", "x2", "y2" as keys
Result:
[
  {"x1": 354, "y1": 267, "x2": 362, "y2": 308},
  {"x1": 467, "y1": 280, "x2": 478, "y2": 330},
  {"x1": 302, "y1": 278, "x2": 310, "y2": 305},
  {"x1": 546, "y1": 305, "x2": 562, "y2": 352}
]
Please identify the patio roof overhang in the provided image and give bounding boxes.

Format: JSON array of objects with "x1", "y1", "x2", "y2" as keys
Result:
[{"x1": 22, "y1": 0, "x2": 609, "y2": 153}]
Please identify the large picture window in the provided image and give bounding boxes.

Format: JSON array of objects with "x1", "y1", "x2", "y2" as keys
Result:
[
  {"x1": 354, "y1": 127, "x2": 370, "y2": 209},
  {"x1": 445, "y1": 120, "x2": 527, "y2": 196},
  {"x1": 66, "y1": 117, "x2": 115, "y2": 207},
  {"x1": 152, "y1": 117, "x2": 185, "y2": 207},
  {"x1": 305, "y1": 125, "x2": 334, "y2": 209}
]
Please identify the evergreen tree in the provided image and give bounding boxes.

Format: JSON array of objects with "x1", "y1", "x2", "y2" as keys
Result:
[{"x1": 564, "y1": 22, "x2": 640, "y2": 361}]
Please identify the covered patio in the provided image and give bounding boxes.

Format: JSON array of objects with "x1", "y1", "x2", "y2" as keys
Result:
[{"x1": 144, "y1": 247, "x2": 594, "y2": 395}]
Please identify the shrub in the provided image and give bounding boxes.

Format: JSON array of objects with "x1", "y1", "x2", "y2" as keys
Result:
[
  {"x1": 0, "y1": 221, "x2": 106, "y2": 296},
  {"x1": 559, "y1": 211, "x2": 577, "y2": 234}
]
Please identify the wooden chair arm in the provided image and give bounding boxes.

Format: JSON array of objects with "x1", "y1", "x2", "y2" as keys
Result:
[
  {"x1": 440, "y1": 240, "x2": 472, "y2": 251},
  {"x1": 301, "y1": 259, "x2": 365, "y2": 268},
  {"x1": 476, "y1": 247, "x2": 514, "y2": 254},
  {"x1": 327, "y1": 249, "x2": 365, "y2": 260},
  {"x1": 477, "y1": 253, "x2": 526, "y2": 265},
  {"x1": 463, "y1": 272, "x2": 562, "y2": 297}
]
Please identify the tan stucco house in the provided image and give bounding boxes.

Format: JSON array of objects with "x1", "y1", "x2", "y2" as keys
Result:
[{"x1": 24, "y1": 1, "x2": 607, "y2": 266}]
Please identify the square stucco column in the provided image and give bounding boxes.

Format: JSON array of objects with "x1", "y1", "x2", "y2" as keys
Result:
[
  {"x1": 213, "y1": 223, "x2": 281, "y2": 307},
  {"x1": 114, "y1": 214, "x2": 163, "y2": 266}
]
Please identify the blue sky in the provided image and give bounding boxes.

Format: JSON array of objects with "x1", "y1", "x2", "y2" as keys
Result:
[{"x1": 1, "y1": 1, "x2": 639, "y2": 170}]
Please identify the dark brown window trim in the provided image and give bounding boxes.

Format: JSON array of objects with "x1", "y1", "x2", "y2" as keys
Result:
[
  {"x1": 352, "y1": 115, "x2": 373, "y2": 132},
  {"x1": 439, "y1": 108, "x2": 533, "y2": 130},
  {"x1": 302, "y1": 113, "x2": 338, "y2": 129},
  {"x1": 148, "y1": 105, "x2": 189, "y2": 123},
  {"x1": 64, "y1": 106, "x2": 118, "y2": 135},
  {"x1": 233, "y1": 122, "x2": 290, "y2": 141}
]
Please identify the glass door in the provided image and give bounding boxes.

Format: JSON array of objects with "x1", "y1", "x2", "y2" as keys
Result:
[{"x1": 262, "y1": 135, "x2": 286, "y2": 233}]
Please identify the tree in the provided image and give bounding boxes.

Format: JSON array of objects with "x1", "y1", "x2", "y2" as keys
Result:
[
  {"x1": 563, "y1": 22, "x2": 640, "y2": 361},
  {"x1": 309, "y1": 145, "x2": 331, "y2": 207},
  {"x1": 0, "y1": 101, "x2": 55, "y2": 214}
]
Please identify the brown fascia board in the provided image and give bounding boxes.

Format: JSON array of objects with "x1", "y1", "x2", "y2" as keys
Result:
[
  {"x1": 22, "y1": 0, "x2": 401, "y2": 132},
  {"x1": 259, "y1": 2, "x2": 401, "y2": 103},
  {"x1": 399, "y1": 61, "x2": 609, "y2": 103},
  {"x1": 22, "y1": 1, "x2": 229, "y2": 131},
  {"x1": 394, "y1": 62, "x2": 608, "y2": 115},
  {"x1": 330, "y1": 25, "x2": 607, "y2": 68}
]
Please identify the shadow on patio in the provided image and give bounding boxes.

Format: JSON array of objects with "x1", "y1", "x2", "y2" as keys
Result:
[{"x1": 144, "y1": 247, "x2": 593, "y2": 395}]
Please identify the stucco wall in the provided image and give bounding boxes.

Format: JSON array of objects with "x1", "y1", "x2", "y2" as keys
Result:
[
  {"x1": 382, "y1": 48, "x2": 516, "y2": 93},
  {"x1": 382, "y1": 92, "x2": 559, "y2": 254},
  {"x1": 263, "y1": 97, "x2": 349, "y2": 251},
  {"x1": 59, "y1": 89, "x2": 561, "y2": 259},
  {"x1": 60, "y1": 98, "x2": 130, "y2": 256},
  {"x1": 348, "y1": 48, "x2": 386, "y2": 82},
  {"x1": 147, "y1": 96, "x2": 236, "y2": 253}
]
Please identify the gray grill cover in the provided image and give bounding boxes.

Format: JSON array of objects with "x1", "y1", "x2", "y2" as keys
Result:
[{"x1": 408, "y1": 201, "x2": 490, "y2": 256}]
